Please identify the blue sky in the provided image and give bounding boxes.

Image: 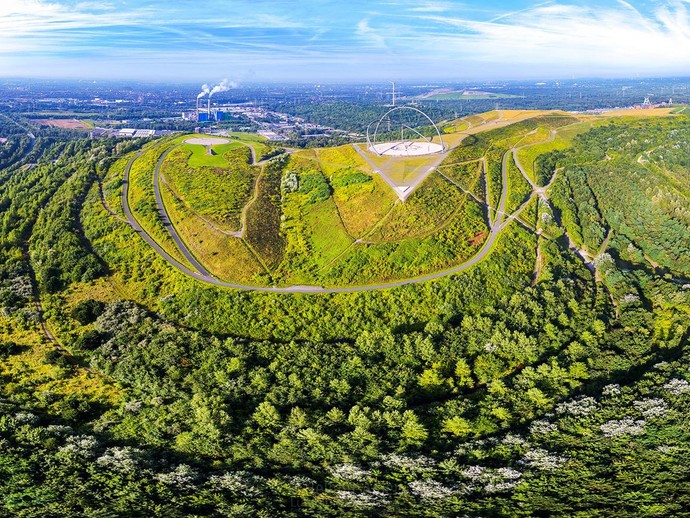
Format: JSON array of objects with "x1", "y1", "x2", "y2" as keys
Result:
[{"x1": 2, "y1": 0, "x2": 690, "y2": 82}]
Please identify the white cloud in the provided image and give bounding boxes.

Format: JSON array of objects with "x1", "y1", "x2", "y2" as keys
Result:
[
  {"x1": 406, "y1": 1, "x2": 456, "y2": 13},
  {"x1": 382, "y1": 1, "x2": 690, "y2": 75},
  {"x1": 0, "y1": 0, "x2": 152, "y2": 53},
  {"x1": 2, "y1": 0, "x2": 690, "y2": 80},
  {"x1": 0, "y1": 0, "x2": 310, "y2": 55},
  {"x1": 356, "y1": 18, "x2": 388, "y2": 48}
]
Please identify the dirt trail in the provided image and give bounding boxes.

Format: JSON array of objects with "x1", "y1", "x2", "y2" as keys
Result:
[{"x1": 118, "y1": 117, "x2": 601, "y2": 292}]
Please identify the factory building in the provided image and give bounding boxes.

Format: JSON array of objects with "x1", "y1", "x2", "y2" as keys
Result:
[{"x1": 181, "y1": 96, "x2": 226, "y2": 123}]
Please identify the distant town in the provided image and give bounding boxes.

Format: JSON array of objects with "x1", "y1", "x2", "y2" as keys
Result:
[{"x1": 1, "y1": 78, "x2": 688, "y2": 145}]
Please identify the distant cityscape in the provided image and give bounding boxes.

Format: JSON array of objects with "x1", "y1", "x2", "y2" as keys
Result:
[
  {"x1": 182, "y1": 103, "x2": 361, "y2": 141},
  {"x1": 1, "y1": 78, "x2": 689, "y2": 143}
]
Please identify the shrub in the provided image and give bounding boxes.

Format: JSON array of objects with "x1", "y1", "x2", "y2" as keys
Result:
[{"x1": 71, "y1": 299, "x2": 106, "y2": 325}]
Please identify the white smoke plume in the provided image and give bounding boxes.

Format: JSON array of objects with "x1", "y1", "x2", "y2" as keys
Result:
[
  {"x1": 209, "y1": 78, "x2": 237, "y2": 97},
  {"x1": 197, "y1": 83, "x2": 210, "y2": 99}
]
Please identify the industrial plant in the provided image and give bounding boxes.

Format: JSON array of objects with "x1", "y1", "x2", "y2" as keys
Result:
[
  {"x1": 181, "y1": 80, "x2": 234, "y2": 123},
  {"x1": 181, "y1": 95, "x2": 225, "y2": 122}
]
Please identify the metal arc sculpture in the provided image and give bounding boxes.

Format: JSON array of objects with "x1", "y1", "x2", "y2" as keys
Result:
[{"x1": 366, "y1": 105, "x2": 445, "y2": 157}]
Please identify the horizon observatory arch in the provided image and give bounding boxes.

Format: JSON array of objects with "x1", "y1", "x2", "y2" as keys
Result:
[{"x1": 367, "y1": 105, "x2": 445, "y2": 157}]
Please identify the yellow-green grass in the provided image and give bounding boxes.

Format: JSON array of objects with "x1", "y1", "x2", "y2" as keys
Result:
[
  {"x1": 516, "y1": 122, "x2": 592, "y2": 184},
  {"x1": 198, "y1": 131, "x2": 269, "y2": 162},
  {"x1": 161, "y1": 145, "x2": 258, "y2": 232},
  {"x1": 428, "y1": 134, "x2": 446, "y2": 146},
  {"x1": 102, "y1": 156, "x2": 128, "y2": 219},
  {"x1": 244, "y1": 166, "x2": 285, "y2": 270},
  {"x1": 247, "y1": 141, "x2": 269, "y2": 160},
  {"x1": 306, "y1": 199, "x2": 353, "y2": 259},
  {"x1": 485, "y1": 154, "x2": 503, "y2": 213},
  {"x1": 499, "y1": 110, "x2": 541, "y2": 121},
  {"x1": 599, "y1": 107, "x2": 678, "y2": 118},
  {"x1": 161, "y1": 180, "x2": 267, "y2": 284},
  {"x1": 278, "y1": 196, "x2": 354, "y2": 285},
  {"x1": 184, "y1": 141, "x2": 242, "y2": 168},
  {"x1": 443, "y1": 120, "x2": 470, "y2": 133},
  {"x1": 63, "y1": 277, "x2": 126, "y2": 308},
  {"x1": 289, "y1": 149, "x2": 320, "y2": 168},
  {"x1": 175, "y1": 131, "x2": 266, "y2": 144},
  {"x1": 445, "y1": 110, "x2": 529, "y2": 133},
  {"x1": 367, "y1": 173, "x2": 465, "y2": 242},
  {"x1": 380, "y1": 154, "x2": 438, "y2": 185},
  {"x1": 556, "y1": 121, "x2": 595, "y2": 141},
  {"x1": 457, "y1": 111, "x2": 551, "y2": 138},
  {"x1": 0, "y1": 314, "x2": 122, "y2": 409},
  {"x1": 493, "y1": 110, "x2": 568, "y2": 129},
  {"x1": 304, "y1": 147, "x2": 372, "y2": 179},
  {"x1": 520, "y1": 195, "x2": 539, "y2": 229},
  {"x1": 440, "y1": 132, "x2": 468, "y2": 148},
  {"x1": 82, "y1": 176, "x2": 206, "y2": 313},
  {"x1": 505, "y1": 154, "x2": 534, "y2": 214},
  {"x1": 481, "y1": 110, "x2": 502, "y2": 123},
  {"x1": 276, "y1": 160, "x2": 353, "y2": 284},
  {"x1": 466, "y1": 114, "x2": 486, "y2": 126},
  {"x1": 321, "y1": 194, "x2": 488, "y2": 285},
  {"x1": 514, "y1": 126, "x2": 552, "y2": 148},
  {"x1": 439, "y1": 159, "x2": 485, "y2": 200},
  {"x1": 351, "y1": 144, "x2": 393, "y2": 169},
  {"x1": 315, "y1": 145, "x2": 370, "y2": 171},
  {"x1": 98, "y1": 154, "x2": 199, "y2": 299},
  {"x1": 45, "y1": 276, "x2": 128, "y2": 340},
  {"x1": 513, "y1": 150, "x2": 537, "y2": 185},
  {"x1": 331, "y1": 169, "x2": 397, "y2": 238},
  {"x1": 226, "y1": 131, "x2": 268, "y2": 142},
  {"x1": 125, "y1": 143, "x2": 195, "y2": 270},
  {"x1": 489, "y1": 128, "x2": 538, "y2": 149}
]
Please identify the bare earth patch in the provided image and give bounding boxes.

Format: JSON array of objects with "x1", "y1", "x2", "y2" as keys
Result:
[
  {"x1": 35, "y1": 118, "x2": 89, "y2": 129},
  {"x1": 184, "y1": 137, "x2": 231, "y2": 145}
]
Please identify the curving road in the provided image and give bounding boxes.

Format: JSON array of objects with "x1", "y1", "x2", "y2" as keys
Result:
[
  {"x1": 152, "y1": 147, "x2": 212, "y2": 277},
  {"x1": 120, "y1": 133, "x2": 519, "y2": 293},
  {"x1": 121, "y1": 151, "x2": 209, "y2": 282}
]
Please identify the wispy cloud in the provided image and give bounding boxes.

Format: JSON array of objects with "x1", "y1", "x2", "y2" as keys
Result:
[
  {"x1": 2, "y1": 0, "x2": 690, "y2": 81},
  {"x1": 375, "y1": 1, "x2": 690, "y2": 76},
  {"x1": 406, "y1": 1, "x2": 457, "y2": 13},
  {"x1": 356, "y1": 18, "x2": 388, "y2": 48}
]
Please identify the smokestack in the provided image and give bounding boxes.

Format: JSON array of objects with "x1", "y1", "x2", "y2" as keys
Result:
[{"x1": 207, "y1": 97, "x2": 210, "y2": 117}]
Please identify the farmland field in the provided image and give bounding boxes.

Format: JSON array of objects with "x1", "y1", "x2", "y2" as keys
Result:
[
  {"x1": 418, "y1": 90, "x2": 521, "y2": 101},
  {"x1": 34, "y1": 118, "x2": 90, "y2": 129}
]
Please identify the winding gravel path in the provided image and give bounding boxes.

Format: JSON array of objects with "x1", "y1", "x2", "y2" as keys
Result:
[{"x1": 120, "y1": 132, "x2": 520, "y2": 293}]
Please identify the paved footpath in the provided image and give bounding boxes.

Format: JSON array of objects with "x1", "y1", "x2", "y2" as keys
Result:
[{"x1": 120, "y1": 134, "x2": 515, "y2": 293}]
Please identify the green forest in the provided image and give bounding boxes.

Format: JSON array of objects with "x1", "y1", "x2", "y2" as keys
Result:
[{"x1": 1, "y1": 112, "x2": 690, "y2": 517}]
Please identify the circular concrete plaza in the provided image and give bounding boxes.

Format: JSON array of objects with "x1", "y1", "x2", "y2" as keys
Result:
[
  {"x1": 184, "y1": 137, "x2": 231, "y2": 146},
  {"x1": 369, "y1": 141, "x2": 444, "y2": 157}
]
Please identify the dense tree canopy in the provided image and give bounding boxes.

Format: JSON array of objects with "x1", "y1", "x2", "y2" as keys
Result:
[{"x1": 1, "y1": 113, "x2": 690, "y2": 516}]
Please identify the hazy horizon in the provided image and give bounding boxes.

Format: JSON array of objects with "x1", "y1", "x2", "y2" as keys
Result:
[
  {"x1": 2, "y1": 1, "x2": 690, "y2": 83},
  {"x1": 3, "y1": 75, "x2": 690, "y2": 86}
]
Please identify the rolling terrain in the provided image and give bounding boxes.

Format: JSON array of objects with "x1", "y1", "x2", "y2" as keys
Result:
[
  {"x1": 1, "y1": 108, "x2": 690, "y2": 516},
  {"x1": 115, "y1": 110, "x2": 603, "y2": 290}
]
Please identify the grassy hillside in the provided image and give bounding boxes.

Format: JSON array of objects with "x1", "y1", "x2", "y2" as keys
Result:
[
  {"x1": 4, "y1": 112, "x2": 690, "y2": 515},
  {"x1": 161, "y1": 144, "x2": 258, "y2": 232}
]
